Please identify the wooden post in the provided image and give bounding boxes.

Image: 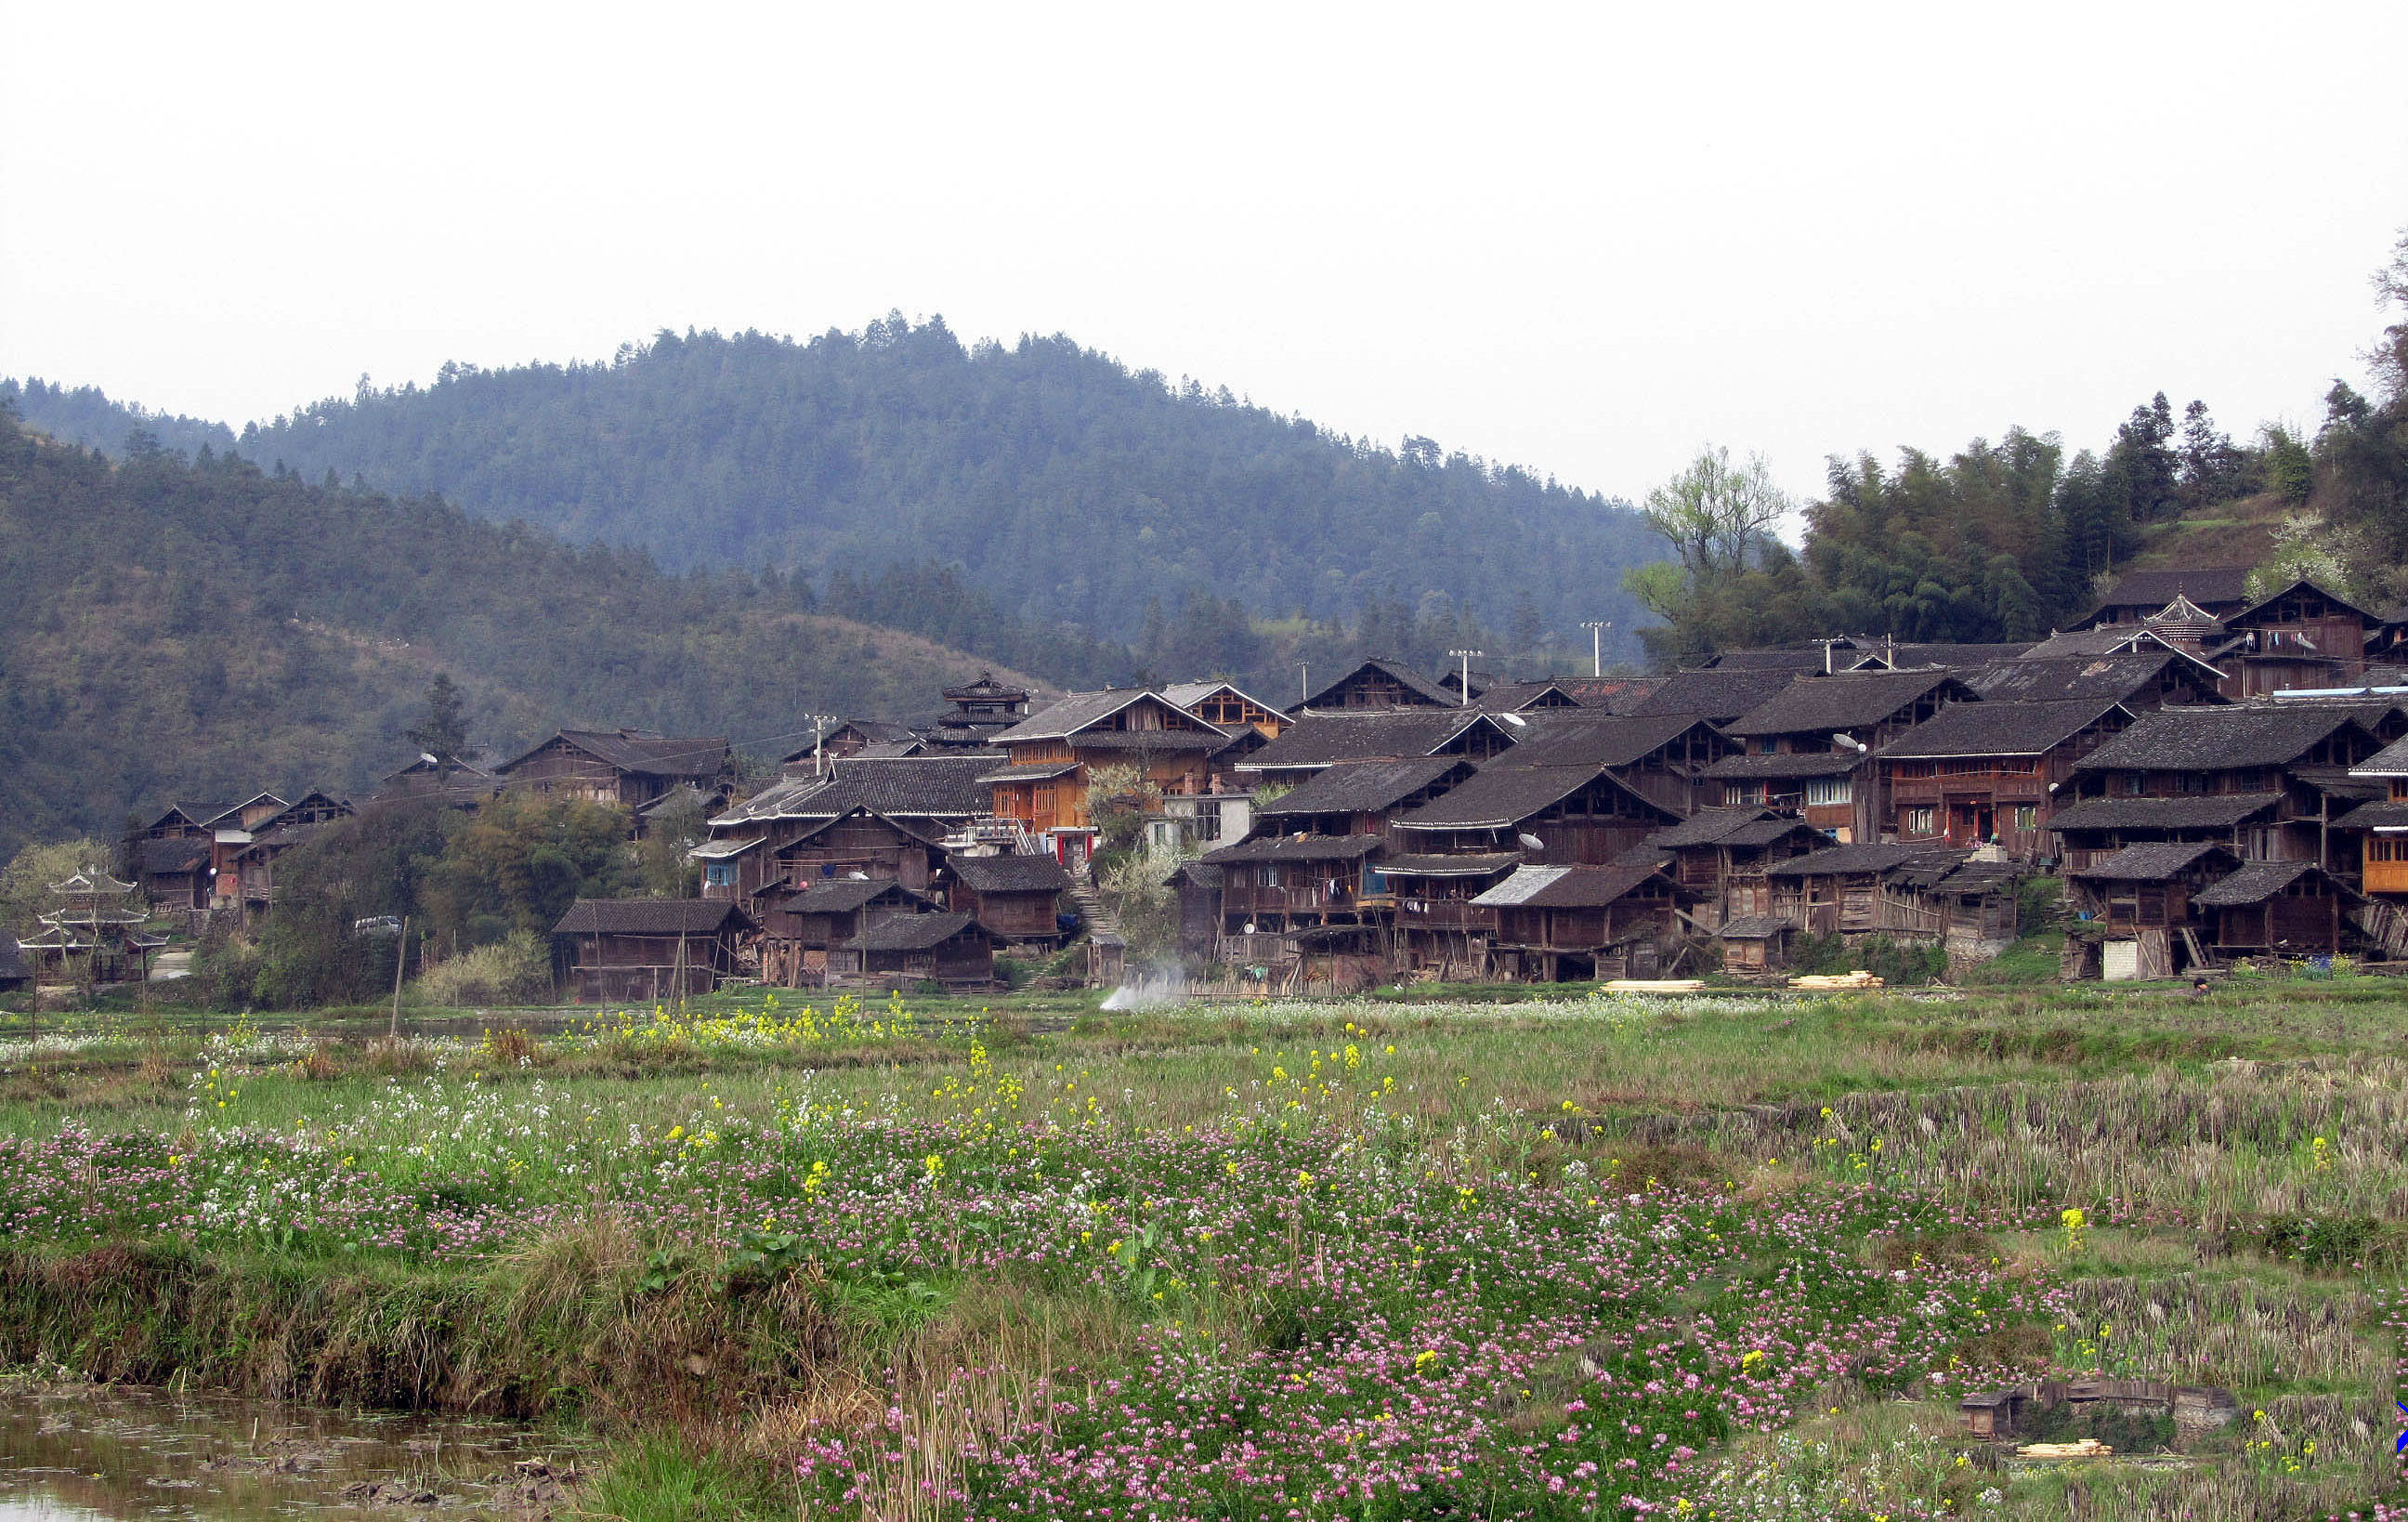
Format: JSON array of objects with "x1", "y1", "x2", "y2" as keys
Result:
[{"x1": 388, "y1": 914, "x2": 410, "y2": 1040}]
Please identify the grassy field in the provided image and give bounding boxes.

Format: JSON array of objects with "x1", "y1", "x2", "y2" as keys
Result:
[{"x1": 0, "y1": 981, "x2": 2402, "y2": 1520}]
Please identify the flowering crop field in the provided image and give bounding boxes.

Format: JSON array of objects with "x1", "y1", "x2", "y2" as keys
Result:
[{"x1": 0, "y1": 985, "x2": 2403, "y2": 1521}]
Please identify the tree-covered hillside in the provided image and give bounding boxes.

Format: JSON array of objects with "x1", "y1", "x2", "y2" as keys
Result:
[
  {"x1": 7, "y1": 316, "x2": 1661, "y2": 664},
  {"x1": 0, "y1": 410, "x2": 1053, "y2": 857}
]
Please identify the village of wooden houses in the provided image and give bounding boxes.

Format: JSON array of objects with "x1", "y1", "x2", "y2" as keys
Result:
[{"x1": 38, "y1": 568, "x2": 2408, "y2": 1001}]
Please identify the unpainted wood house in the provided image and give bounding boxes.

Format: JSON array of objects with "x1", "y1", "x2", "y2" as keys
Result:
[
  {"x1": 1878, "y1": 697, "x2": 2137, "y2": 861},
  {"x1": 1387, "y1": 754, "x2": 1682, "y2": 866},
  {"x1": 698, "y1": 755, "x2": 1001, "y2": 901},
  {"x1": 2213, "y1": 579, "x2": 2375, "y2": 697},
  {"x1": 1196, "y1": 833, "x2": 1388, "y2": 936},
  {"x1": 2193, "y1": 859, "x2": 2363, "y2": 959},
  {"x1": 552, "y1": 898, "x2": 752, "y2": 1002},
  {"x1": 847, "y1": 912, "x2": 998, "y2": 989},
  {"x1": 755, "y1": 877, "x2": 939, "y2": 987},
  {"x1": 1627, "y1": 807, "x2": 1830, "y2": 926},
  {"x1": 497, "y1": 729, "x2": 733, "y2": 811},
  {"x1": 1485, "y1": 712, "x2": 1740, "y2": 817},
  {"x1": 2064, "y1": 843, "x2": 2239, "y2": 956},
  {"x1": 1469, "y1": 862, "x2": 1694, "y2": 981},
  {"x1": 2046, "y1": 794, "x2": 2288, "y2": 874},
  {"x1": 2062, "y1": 704, "x2": 2386, "y2": 867},
  {"x1": 1707, "y1": 669, "x2": 1980, "y2": 842},
  {"x1": 1764, "y1": 842, "x2": 1978, "y2": 941},
  {"x1": 984, "y1": 689, "x2": 1235, "y2": 853},
  {"x1": 1298, "y1": 657, "x2": 1461, "y2": 711},
  {"x1": 945, "y1": 852, "x2": 1074, "y2": 946},
  {"x1": 212, "y1": 792, "x2": 355, "y2": 914},
  {"x1": 1236, "y1": 708, "x2": 1522, "y2": 789},
  {"x1": 2074, "y1": 567, "x2": 2256, "y2": 628}
]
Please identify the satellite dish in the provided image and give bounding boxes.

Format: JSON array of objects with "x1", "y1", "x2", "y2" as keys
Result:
[
  {"x1": 1518, "y1": 833, "x2": 1545, "y2": 852},
  {"x1": 1499, "y1": 712, "x2": 1527, "y2": 728}
]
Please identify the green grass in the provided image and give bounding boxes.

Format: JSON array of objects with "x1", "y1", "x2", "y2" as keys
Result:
[{"x1": 2, "y1": 979, "x2": 2405, "y2": 1519}]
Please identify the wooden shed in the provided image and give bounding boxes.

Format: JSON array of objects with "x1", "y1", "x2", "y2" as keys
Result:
[
  {"x1": 846, "y1": 912, "x2": 998, "y2": 990},
  {"x1": 552, "y1": 899, "x2": 752, "y2": 1003},
  {"x1": 1470, "y1": 861, "x2": 1693, "y2": 982},
  {"x1": 945, "y1": 852, "x2": 1075, "y2": 946},
  {"x1": 2194, "y1": 859, "x2": 2363, "y2": 958},
  {"x1": 756, "y1": 878, "x2": 938, "y2": 987}
]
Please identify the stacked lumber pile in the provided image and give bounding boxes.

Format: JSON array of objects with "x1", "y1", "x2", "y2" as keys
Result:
[
  {"x1": 1599, "y1": 978, "x2": 1706, "y2": 992},
  {"x1": 1787, "y1": 970, "x2": 1885, "y2": 991},
  {"x1": 2015, "y1": 1439, "x2": 2113, "y2": 1458}
]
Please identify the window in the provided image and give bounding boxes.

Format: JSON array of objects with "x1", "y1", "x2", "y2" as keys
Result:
[
  {"x1": 1724, "y1": 782, "x2": 1766, "y2": 807},
  {"x1": 2013, "y1": 805, "x2": 2038, "y2": 831},
  {"x1": 1805, "y1": 777, "x2": 1852, "y2": 807},
  {"x1": 704, "y1": 862, "x2": 734, "y2": 887},
  {"x1": 1904, "y1": 807, "x2": 1936, "y2": 835},
  {"x1": 1258, "y1": 864, "x2": 1279, "y2": 887}
]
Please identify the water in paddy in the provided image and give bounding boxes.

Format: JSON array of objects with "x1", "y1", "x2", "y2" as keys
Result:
[{"x1": 0, "y1": 1386, "x2": 590, "y2": 1520}]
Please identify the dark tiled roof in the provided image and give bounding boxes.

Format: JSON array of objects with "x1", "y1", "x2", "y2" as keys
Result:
[
  {"x1": 1255, "y1": 758, "x2": 1465, "y2": 818},
  {"x1": 1239, "y1": 709, "x2": 1506, "y2": 770},
  {"x1": 2046, "y1": 794, "x2": 2284, "y2": 832},
  {"x1": 2068, "y1": 842, "x2": 2238, "y2": 881},
  {"x1": 715, "y1": 756, "x2": 1001, "y2": 823},
  {"x1": 779, "y1": 719, "x2": 919, "y2": 764},
  {"x1": 2353, "y1": 735, "x2": 2408, "y2": 776},
  {"x1": 773, "y1": 878, "x2": 932, "y2": 914},
  {"x1": 2078, "y1": 566, "x2": 2255, "y2": 619},
  {"x1": 1717, "y1": 914, "x2": 1787, "y2": 938},
  {"x1": 1374, "y1": 851, "x2": 1524, "y2": 877},
  {"x1": 530, "y1": 730, "x2": 728, "y2": 779},
  {"x1": 1486, "y1": 713, "x2": 1721, "y2": 770},
  {"x1": 1472, "y1": 862, "x2": 1675, "y2": 908},
  {"x1": 848, "y1": 912, "x2": 987, "y2": 951},
  {"x1": 1300, "y1": 658, "x2": 1460, "y2": 710},
  {"x1": 2020, "y1": 627, "x2": 2179, "y2": 659},
  {"x1": 1766, "y1": 844, "x2": 1965, "y2": 878},
  {"x1": 1628, "y1": 667, "x2": 1801, "y2": 721},
  {"x1": 975, "y1": 762, "x2": 1082, "y2": 784},
  {"x1": 1200, "y1": 833, "x2": 1387, "y2": 864},
  {"x1": 993, "y1": 689, "x2": 1226, "y2": 745},
  {"x1": 2221, "y1": 578, "x2": 2382, "y2": 628},
  {"x1": 1873, "y1": 642, "x2": 2040, "y2": 668},
  {"x1": 1875, "y1": 698, "x2": 2127, "y2": 759},
  {"x1": 1701, "y1": 750, "x2": 1859, "y2": 780},
  {"x1": 2333, "y1": 798, "x2": 2408, "y2": 830},
  {"x1": 1705, "y1": 649, "x2": 1830, "y2": 670},
  {"x1": 1723, "y1": 670, "x2": 1971, "y2": 738},
  {"x1": 2071, "y1": 706, "x2": 2376, "y2": 773},
  {"x1": 1392, "y1": 763, "x2": 1671, "y2": 832},
  {"x1": 1472, "y1": 680, "x2": 1581, "y2": 712},
  {"x1": 1554, "y1": 676, "x2": 1666, "y2": 712},
  {"x1": 1166, "y1": 861, "x2": 1223, "y2": 889},
  {"x1": 1965, "y1": 653, "x2": 2217, "y2": 703},
  {"x1": 2193, "y1": 859, "x2": 2356, "y2": 907},
  {"x1": 1644, "y1": 807, "x2": 1784, "y2": 847},
  {"x1": 553, "y1": 899, "x2": 747, "y2": 936},
  {"x1": 948, "y1": 854, "x2": 1073, "y2": 894},
  {"x1": 134, "y1": 837, "x2": 210, "y2": 874},
  {"x1": 1063, "y1": 728, "x2": 1229, "y2": 754}
]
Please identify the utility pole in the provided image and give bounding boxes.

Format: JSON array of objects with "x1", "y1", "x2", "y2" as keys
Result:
[
  {"x1": 388, "y1": 914, "x2": 410, "y2": 1040},
  {"x1": 1580, "y1": 621, "x2": 1611, "y2": 678},
  {"x1": 1447, "y1": 649, "x2": 1484, "y2": 708},
  {"x1": 802, "y1": 713, "x2": 837, "y2": 777},
  {"x1": 1298, "y1": 663, "x2": 1309, "y2": 705}
]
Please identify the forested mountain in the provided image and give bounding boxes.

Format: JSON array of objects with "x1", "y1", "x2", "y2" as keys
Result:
[
  {"x1": 7, "y1": 317, "x2": 1661, "y2": 670},
  {"x1": 0, "y1": 409, "x2": 1054, "y2": 857}
]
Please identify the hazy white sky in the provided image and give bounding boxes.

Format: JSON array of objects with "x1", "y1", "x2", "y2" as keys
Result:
[{"x1": 5, "y1": 1, "x2": 2404, "y2": 509}]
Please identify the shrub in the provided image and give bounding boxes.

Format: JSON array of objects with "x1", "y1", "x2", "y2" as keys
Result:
[{"x1": 411, "y1": 931, "x2": 552, "y2": 1007}]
